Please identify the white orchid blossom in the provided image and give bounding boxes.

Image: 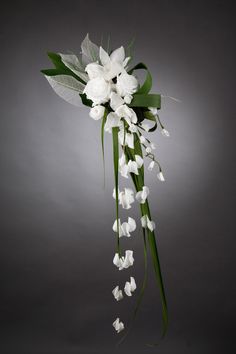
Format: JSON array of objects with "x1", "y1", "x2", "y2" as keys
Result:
[
  {"x1": 148, "y1": 160, "x2": 155, "y2": 171},
  {"x1": 141, "y1": 215, "x2": 156, "y2": 232},
  {"x1": 112, "y1": 286, "x2": 123, "y2": 301},
  {"x1": 127, "y1": 160, "x2": 139, "y2": 175},
  {"x1": 124, "y1": 277, "x2": 137, "y2": 296},
  {"x1": 157, "y1": 171, "x2": 165, "y2": 181},
  {"x1": 136, "y1": 186, "x2": 149, "y2": 204},
  {"x1": 161, "y1": 128, "x2": 170, "y2": 137},
  {"x1": 112, "y1": 318, "x2": 125, "y2": 333},
  {"x1": 89, "y1": 105, "x2": 105, "y2": 120},
  {"x1": 113, "y1": 187, "x2": 134, "y2": 209},
  {"x1": 99, "y1": 46, "x2": 129, "y2": 81},
  {"x1": 113, "y1": 250, "x2": 134, "y2": 270},
  {"x1": 112, "y1": 217, "x2": 136, "y2": 237}
]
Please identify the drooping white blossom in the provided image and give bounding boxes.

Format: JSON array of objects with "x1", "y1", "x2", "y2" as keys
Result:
[
  {"x1": 161, "y1": 128, "x2": 170, "y2": 137},
  {"x1": 150, "y1": 142, "x2": 156, "y2": 150},
  {"x1": 148, "y1": 160, "x2": 155, "y2": 171},
  {"x1": 112, "y1": 286, "x2": 123, "y2": 301},
  {"x1": 135, "y1": 155, "x2": 144, "y2": 168},
  {"x1": 113, "y1": 187, "x2": 134, "y2": 209},
  {"x1": 89, "y1": 105, "x2": 105, "y2": 120},
  {"x1": 124, "y1": 277, "x2": 137, "y2": 296},
  {"x1": 104, "y1": 112, "x2": 121, "y2": 133},
  {"x1": 83, "y1": 77, "x2": 111, "y2": 105},
  {"x1": 157, "y1": 171, "x2": 165, "y2": 181},
  {"x1": 141, "y1": 215, "x2": 156, "y2": 232},
  {"x1": 128, "y1": 160, "x2": 139, "y2": 175},
  {"x1": 112, "y1": 217, "x2": 136, "y2": 237},
  {"x1": 112, "y1": 318, "x2": 125, "y2": 333},
  {"x1": 113, "y1": 250, "x2": 134, "y2": 270},
  {"x1": 148, "y1": 107, "x2": 158, "y2": 116},
  {"x1": 118, "y1": 130, "x2": 134, "y2": 149},
  {"x1": 136, "y1": 186, "x2": 149, "y2": 204},
  {"x1": 146, "y1": 146, "x2": 152, "y2": 154}
]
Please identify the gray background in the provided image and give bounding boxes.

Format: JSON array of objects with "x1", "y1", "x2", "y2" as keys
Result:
[{"x1": 0, "y1": 0, "x2": 235, "y2": 353}]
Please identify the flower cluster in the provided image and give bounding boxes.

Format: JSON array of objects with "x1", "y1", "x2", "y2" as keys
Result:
[{"x1": 42, "y1": 34, "x2": 170, "y2": 340}]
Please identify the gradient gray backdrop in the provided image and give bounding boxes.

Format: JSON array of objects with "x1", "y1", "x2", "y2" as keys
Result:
[{"x1": 0, "y1": 0, "x2": 235, "y2": 353}]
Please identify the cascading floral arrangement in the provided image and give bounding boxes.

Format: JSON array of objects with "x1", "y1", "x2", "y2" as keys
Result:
[{"x1": 41, "y1": 34, "x2": 169, "y2": 342}]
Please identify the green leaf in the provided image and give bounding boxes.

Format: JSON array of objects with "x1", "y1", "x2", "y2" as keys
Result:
[
  {"x1": 129, "y1": 62, "x2": 152, "y2": 94},
  {"x1": 44, "y1": 74, "x2": 84, "y2": 106},
  {"x1": 101, "y1": 110, "x2": 107, "y2": 188},
  {"x1": 79, "y1": 93, "x2": 93, "y2": 107},
  {"x1": 112, "y1": 127, "x2": 120, "y2": 255},
  {"x1": 130, "y1": 94, "x2": 161, "y2": 108}
]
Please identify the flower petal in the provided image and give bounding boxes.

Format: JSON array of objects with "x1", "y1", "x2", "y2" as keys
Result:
[{"x1": 110, "y1": 46, "x2": 125, "y2": 63}]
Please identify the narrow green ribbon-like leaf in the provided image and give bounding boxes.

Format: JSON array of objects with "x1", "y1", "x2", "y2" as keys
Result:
[
  {"x1": 101, "y1": 110, "x2": 107, "y2": 188},
  {"x1": 129, "y1": 62, "x2": 152, "y2": 94},
  {"x1": 130, "y1": 94, "x2": 161, "y2": 109},
  {"x1": 112, "y1": 127, "x2": 120, "y2": 255}
]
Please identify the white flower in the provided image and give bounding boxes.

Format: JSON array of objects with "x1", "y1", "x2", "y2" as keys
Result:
[
  {"x1": 136, "y1": 186, "x2": 149, "y2": 204},
  {"x1": 89, "y1": 105, "x2": 105, "y2": 120},
  {"x1": 135, "y1": 155, "x2": 144, "y2": 168},
  {"x1": 115, "y1": 105, "x2": 137, "y2": 125},
  {"x1": 120, "y1": 188, "x2": 134, "y2": 209},
  {"x1": 139, "y1": 135, "x2": 147, "y2": 145},
  {"x1": 148, "y1": 160, "x2": 155, "y2": 171},
  {"x1": 146, "y1": 146, "x2": 152, "y2": 154},
  {"x1": 113, "y1": 187, "x2": 134, "y2": 209},
  {"x1": 161, "y1": 128, "x2": 170, "y2": 137},
  {"x1": 112, "y1": 286, "x2": 123, "y2": 301},
  {"x1": 116, "y1": 72, "x2": 138, "y2": 97},
  {"x1": 122, "y1": 250, "x2": 134, "y2": 269},
  {"x1": 140, "y1": 122, "x2": 150, "y2": 132},
  {"x1": 118, "y1": 130, "x2": 134, "y2": 149},
  {"x1": 118, "y1": 153, "x2": 129, "y2": 178},
  {"x1": 110, "y1": 92, "x2": 124, "y2": 111},
  {"x1": 112, "y1": 217, "x2": 136, "y2": 237},
  {"x1": 113, "y1": 250, "x2": 134, "y2": 270},
  {"x1": 83, "y1": 77, "x2": 111, "y2": 105},
  {"x1": 157, "y1": 171, "x2": 165, "y2": 181},
  {"x1": 85, "y1": 62, "x2": 104, "y2": 79},
  {"x1": 124, "y1": 277, "x2": 137, "y2": 296},
  {"x1": 113, "y1": 253, "x2": 124, "y2": 270},
  {"x1": 148, "y1": 107, "x2": 158, "y2": 116},
  {"x1": 124, "y1": 94, "x2": 133, "y2": 104},
  {"x1": 141, "y1": 215, "x2": 156, "y2": 232},
  {"x1": 104, "y1": 112, "x2": 121, "y2": 133},
  {"x1": 112, "y1": 318, "x2": 124, "y2": 333},
  {"x1": 128, "y1": 160, "x2": 139, "y2": 175},
  {"x1": 99, "y1": 46, "x2": 129, "y2": 81}
]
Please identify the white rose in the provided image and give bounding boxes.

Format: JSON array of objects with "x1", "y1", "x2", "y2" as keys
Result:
[
  {"x1": 116, "y1": 72, "x2": 138, "y2": 97},
  {"x1": 85, "y1": 63, "x2": 104, "y2": 80},
  {"x1": 89, "y1": 105, "x2": 105, "y2": 120},
  {"x1": 83, "y1": 77, "x2": 111, "y2": 105}
]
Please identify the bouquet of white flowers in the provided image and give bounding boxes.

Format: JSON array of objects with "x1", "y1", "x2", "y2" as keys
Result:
[{"x1": 41, "y1": 34, "x2": 170, "y2": 343}]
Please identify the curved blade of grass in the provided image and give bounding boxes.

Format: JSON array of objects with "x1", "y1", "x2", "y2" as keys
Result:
[
  {"x1": 112, "y1": 127, "x2": 120, "y2": 255},
  {"x1": 101, "y1": 110, "x2": 107, "y2": 188}
]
